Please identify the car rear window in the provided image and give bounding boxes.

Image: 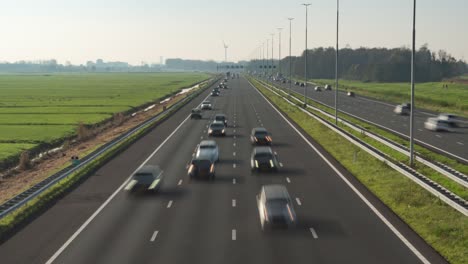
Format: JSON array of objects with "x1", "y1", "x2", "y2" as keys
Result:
[
  {"x1": 255, "y1": 152, "x2": 272, "y2": 159},
  {"x1": 134, "y1": 173, "x2": 153, "y2": 179},
  {"x1": 193, "y1": 160, "x2": 211, "y2": 168},
  {"x1": 254, "y1": 131, "x2": 268, "y2": 137},
  {"x1": 200, "y1": 145, "x2": 215, "y2": 149}
]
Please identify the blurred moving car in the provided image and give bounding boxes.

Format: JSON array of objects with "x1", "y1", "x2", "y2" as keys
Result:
[
  {"x1": 424, "y1": 117, "x2": 452, "y2": 132},
  {"x1": 257, "y1": 184, "x2": 296, "y2": 230},
  {"x1": 208, "y1": 121, "x2": 226, "y2": 136},
  {"x1": 195, "y1": 140, "x2": 219, "y2": 163},
  {"x1": 314, "y1": 86, "x2": 322, "y2": 92},
  {"x1": 214, "y1": 113, "x2": 228, "y2": 126},
  {"x1": 201, "y1": 101, "x2": 212, "y2": 110},
  {"x1": 211, "y1": 91, "x2": 219, "y2": 96},
  {"x1": 190, "y1": 108, "x2": 202, "y2": 119},
  {"x1": 251, "y1": 146, "x2": 279, "y2": 172},
  {"x1": 295, "y1": 81, "x2": 300, "y2": 86},
  {"x1": 250, "y1": 127, "x2": 272, "y2": 145},
  {"x1": 188, "y1": 157, "x2": 215, "y2": 180},
  {"x1": 437, "y1": 113, "x2": 460, "y2": 127},
  {"x1": 394, "y1": 103, "x2": 411, "y2": 115},
  {"x1": 324, "y1": 84, "x2": 332, "y2": 91},
  {"x1": 124, "y1": 165, "x2": 163, "y2": 192},
  {"x1": 300, "y1": 82, "x2": 305, "y2": 87},
  {"x1": 347, "y1": 91, "x2": 355, "y2": 97}
]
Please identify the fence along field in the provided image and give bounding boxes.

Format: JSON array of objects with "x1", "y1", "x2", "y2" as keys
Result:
[{"x1": 0, "y1": 72, "x2": 210, "y2": 164}]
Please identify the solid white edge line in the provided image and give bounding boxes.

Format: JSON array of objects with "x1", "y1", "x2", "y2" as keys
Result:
[
  {"x1": 150, "y1": 230, "x2": 159, "y2": 242},
  {"x1": 309, "y1": 227, "x2": 318, "y2": 239},
  {"x1": 248, "y1": 78, "x2": 430, "y2": 264},
  {"x1": 46, "y1": 92, "x2": 212, "y2": 264}
]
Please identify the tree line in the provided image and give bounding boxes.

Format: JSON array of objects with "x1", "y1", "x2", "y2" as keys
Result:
[{"x1": 252, "y1": 46, "x2": 467, "y2": 82}]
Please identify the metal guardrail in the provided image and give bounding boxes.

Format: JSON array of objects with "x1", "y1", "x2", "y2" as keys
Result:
[
  {"x1": 252, "y1": 78, "x2": 468, "y2": 216},
  {"x1": 261, "y1": 79, "x2": 468, "y2": 187},
  {"x1": 0, "y1": 78, "x2": 219, "y2": 220}
]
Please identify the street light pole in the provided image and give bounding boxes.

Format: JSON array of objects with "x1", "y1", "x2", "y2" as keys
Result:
[
  {"x1": 288, "y1": 18, "x2": 294, "y2": 97},
  {"x1": 267, "y1": 39, "x2": 269, "y2": 79},
  {"x1": 335, "y1": 0, "x2": 339, "y2": 125},
  {"x1": 277, "y1": 28, "x2": 283, "y2": 76},
  {"x1": 271, "y1": 33, "x2": 274, "y2": 80},
  {"x1": 302, "y1": 3, "x2": 311, "y2": 107},
  {"x1": 410, "y1": 0, "x2": 416, "y2": 166}
]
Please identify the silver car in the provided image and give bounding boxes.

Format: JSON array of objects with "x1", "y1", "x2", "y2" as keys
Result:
[
  {"x1": 424, "y1": 117, "x2": 452, "y2": 132},
  {"x1": 257, "y1": 185, "x2": 296, "y2": 230},
  {"x1": 124, "y1": 165, "x2": 163, "y2": 192},
  {"x1": 394, "y1": 103, "x2": 410, "y2": 115},
  {"x1": 201, "y1": 101, "x2": 212, "y2": 110},
  {"x1": 437, "y1": 113, "x2": 460, "y2": 127},
  {"x1": 195, "y1": 140, "x2": 219, "y2": 163}
]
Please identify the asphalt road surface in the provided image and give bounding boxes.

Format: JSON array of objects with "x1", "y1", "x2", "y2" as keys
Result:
[
  {"x1": 0, "y1": 77, "x2": 447, "y2": 264},
  {"x1": 271, "y1": 79, "x2": 467, "y2": 162}
]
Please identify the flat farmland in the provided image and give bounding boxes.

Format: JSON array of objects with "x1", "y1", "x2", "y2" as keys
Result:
[{"x1": 0, "y1": 72, "x2": 210, "y2": 161}]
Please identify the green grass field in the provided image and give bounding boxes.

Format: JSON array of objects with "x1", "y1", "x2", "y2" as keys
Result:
[
  {"x1": 312, "y1": 79, "x2": 468, "y2": 117},
  {"x1": 0, "y1": 72, "x2": 210, "y2": 161}
]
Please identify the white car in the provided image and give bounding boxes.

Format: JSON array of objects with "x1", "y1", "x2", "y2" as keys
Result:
[
  {"x1": 200, "y1": 101, "x2": 212, "y2": 110},
  {"x1": 424, "y1": 117, "x2": 452, "y2": 132},
  {"x1": 124, "y1": 165, "x2": 163, "y2": 192},
  {"x1": 195, "y1": 140, "x2": 219, "y2": 163},
  {"x1": 314, "y1": 86, "x2": 322, "y2": 92},
  {"x1": 257, "y1": 184, "x2": 296, "y2": 230},
  {"x1": 437, "y1": 113, "x2": 460, "y2": 127}
]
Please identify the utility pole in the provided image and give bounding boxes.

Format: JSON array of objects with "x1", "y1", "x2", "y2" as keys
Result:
[
  {"x1": 410, "y1": 0, "x2": 416, "y2": 166},
  {"x1": 277, "y1": 28, "x2": 283, "y2": 76},
  {"x1": 302, "y1": 3, "x2": 311, "y2": 107},
  {"x1": 288, "y1": 18, "x2": 294, "y2": 96},
  {"x1": 335, "y1": 0, "x2": 339, "y2": 125}
]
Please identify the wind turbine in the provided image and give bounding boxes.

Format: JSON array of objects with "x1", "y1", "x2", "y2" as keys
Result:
[{"x1": 223, "y1": 41, "x2": 229, "y2": 62}]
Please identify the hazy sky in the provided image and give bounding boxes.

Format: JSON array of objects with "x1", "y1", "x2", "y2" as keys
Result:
[{"x1": 0, "y1": 0, "x2": 466, "y2": 64}]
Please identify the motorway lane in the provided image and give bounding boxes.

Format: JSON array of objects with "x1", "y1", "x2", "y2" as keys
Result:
[
  {"x1": 40, "y1": 76, "x2": 446, "y2": 264},
  {"x1": 271, "y1": 79, "x2": 467, "y2": 161}
]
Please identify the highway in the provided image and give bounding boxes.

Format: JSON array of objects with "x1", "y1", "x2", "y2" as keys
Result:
[
  {"x1": 271, "y1": 79, "x2": 468, "y2": 162},
  {"x1": 0, "y1": 77, "x2": 446, "y2": 264}
]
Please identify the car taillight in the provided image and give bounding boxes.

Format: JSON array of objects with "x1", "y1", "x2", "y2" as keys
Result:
[
  {"x1": 255, "y1": 160, "x2": 259, "y2": 168},
  {"x1": 254, "y1": 137, "x2": 258, "y2": 142},
  {"x1": 188, "y1": 164, "x2": 194, "y2": 173},
  {"x1": 264, "y1": 207, "x2": 269, "y2": 221},
  {"x1": 266, "y1": 136, "x2": 272, "y2": 142},
  {"x1": 269, "y1": 160, "x2": 275, "y2": 168},
  {"x1": 210, "y1": 164, "x2": 214, "y2": 173}
]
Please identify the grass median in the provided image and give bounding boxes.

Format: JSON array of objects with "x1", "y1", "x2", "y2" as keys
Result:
[{"x1": 248, "y1": 77, "x2": 467, "y2": 264}]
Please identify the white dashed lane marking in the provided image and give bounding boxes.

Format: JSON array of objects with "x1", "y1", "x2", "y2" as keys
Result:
[
  {"x1": 295, "y1": 198, "x2": 302, "y2": 206},
  {"x1": 150, "y1": 231, "x2": 159, "y2": 242}
]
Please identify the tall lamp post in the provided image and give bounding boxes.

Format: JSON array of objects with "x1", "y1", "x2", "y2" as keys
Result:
[
  {"x1": 266, "y1": 39, "x2": 269, "y2": 79},
  {"x1": 334, "y1": 0, "x2": 339, "y2": 125},
  {"x1": 302, "y1": 3, "x2": 311, "y2": 107},
  {"x1": 277, "y1": 28, "x2": 283, "y2": 77},
  {"x1": 288, "y1": 18, "x2": 294, "y2": 96},
  {"x1": 271, "y1": 33, "x2": 275, "y2": 80},
  {"x1": 410, "y1": 0, "x2": 416, "y2": 166}
]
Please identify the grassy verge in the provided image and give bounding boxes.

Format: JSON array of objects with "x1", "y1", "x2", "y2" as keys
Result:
[
  {"x1": 258, "y1": 79, "x2": 468, "y2": 200},
  {"x1": 310, "y1": 78, "x2": 468, "y2": 117},
  {"x1": 248, "y1": 76, "x2": 467, "y2": 264},
  {"x1": 0, "y1": 77, "x2": 218, "y2": 239}
]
